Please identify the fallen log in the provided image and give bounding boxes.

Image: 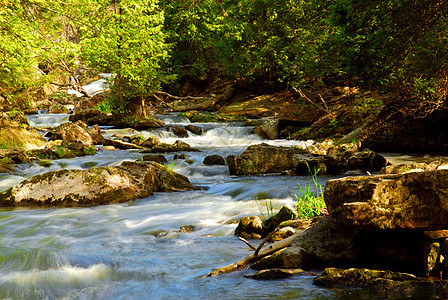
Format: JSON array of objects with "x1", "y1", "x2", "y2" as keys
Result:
[{"x1": 202, "y1": 231, "x2": 301, "y2": 277}]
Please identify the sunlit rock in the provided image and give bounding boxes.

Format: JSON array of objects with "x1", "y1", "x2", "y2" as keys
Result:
[{"x1": 0, "y1": 161, "x2": 196, "y2": 207}]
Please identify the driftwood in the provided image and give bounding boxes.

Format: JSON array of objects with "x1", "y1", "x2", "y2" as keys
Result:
[{"x1": 202, "y1": 231, "x2": 300, "y2": 278}]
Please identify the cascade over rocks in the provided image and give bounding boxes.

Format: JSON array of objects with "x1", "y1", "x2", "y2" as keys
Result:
[{"x1": 0, "y1": 161, "x2": 196, "y2": 207}]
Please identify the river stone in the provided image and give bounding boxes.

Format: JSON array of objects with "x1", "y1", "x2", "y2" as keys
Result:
[
  {"x1": 269, "y1": 226, "x2": 295, "y2": 242},
  {"x1": 51, "y1": 120, "x2": 93, "y2": 147},
  {"x1": 203, "y1": 155, "x2": 225, "y2": 166},
  {"x1": 0, "y1": 161, "x2": 195, "y2": 207},
  {"x1": 254, "y1": 119, "x2": 279, "y2": 140},
  {"x1": 87, "y1": 124, "x2": 105, "y2": 145},
  {"x1": 246, "y1": 268, "x2": 305, "y2": 280},
  {"x1": 234, "y1": 216, "x2": 265, "y2": 239},
  {"x1": 324, "y1": 169, "x2": 448, "y2": 230}
]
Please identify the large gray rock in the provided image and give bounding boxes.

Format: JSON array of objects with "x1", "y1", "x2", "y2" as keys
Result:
[
  {"x1": 0, "y1": 161, "x2": 195, "y2": 207},
  {"x1": 325, "y1": 169, "x2": 448, "y2": 230}
]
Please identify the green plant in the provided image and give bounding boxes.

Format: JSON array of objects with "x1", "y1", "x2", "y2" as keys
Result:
[
  {"x1": 256, "y1": 199, "x2": 275, "y2": 220},
  {"x1": 294, "y1": 163, "x2": 326, "y2": 219},
  {"x1": 97, "y1": 101, "x2": 112, "y2": 114}
]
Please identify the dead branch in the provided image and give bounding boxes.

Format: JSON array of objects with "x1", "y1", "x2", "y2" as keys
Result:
[
  {"x1": 254, "y1": 228, "x2": 278, "y2": 256},
  {"x1": 154, "y1": 91, "x2": 212, "y2": 101},
  {"x1": 318, "y1": 93, "x2": 330, "y2": 112},
  {"x1": 202, "y1": 231, "x2": 301, "y2": 278},
  {"x1": 238, "y1": 237, "x2": 257, "y2": 251},
  {"x1": 294, "y1": 88, "x2": 330, "y2": 114}
]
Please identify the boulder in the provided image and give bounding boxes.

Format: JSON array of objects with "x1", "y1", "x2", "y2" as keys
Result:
[
  {"x1": 51, "y1": 121, "x2": 93, "y2": 147},
  {"x1": 185, "y1": 124, "x2": 203, "y2": 135},
  {"x1": 324, "y1": 169, "x2": 448, "y2": 230},
  {"x1": 254, "y1": 119, "x2": 280, "y2": 140},
  {"x1": 234, "y1": 216, "x2": 265, "y2": 239},
  {"x1": 288, "y1": 217, "x2": 358, "y2": 267},
  {"x1": 203, "y1": 155, "x2": 226, "y2": 166},
  {"x1": 345, "y1": 149, "x2": 388, "y2": 172},
  {"x1": 0, "y1": 161, "x2": 196, "y2": 207},
  {"x1": 227, "y1": 143, "x2": 305, "y2": 175}
]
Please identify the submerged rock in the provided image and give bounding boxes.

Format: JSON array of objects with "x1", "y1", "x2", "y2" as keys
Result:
[
  {"x1": 0, "y1": 161, "x2": 196, "y2": 207},
  {"x1": 325, "y1": 169, "x2": 448, "y2": 230}
]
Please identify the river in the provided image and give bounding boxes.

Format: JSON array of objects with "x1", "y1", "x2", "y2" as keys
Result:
[{"x1": 0, "y1": 112, "x2": 434, "y2": 299}]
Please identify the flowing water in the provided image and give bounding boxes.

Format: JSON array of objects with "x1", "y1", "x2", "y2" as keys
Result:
[{"x1": 0, "y1": 113, "x2": 418, "y2": 299}]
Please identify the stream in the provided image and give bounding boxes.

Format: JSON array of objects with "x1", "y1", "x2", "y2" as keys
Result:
[{"x1": 0, "y1": 112, "x2": 436, "y2": 299}]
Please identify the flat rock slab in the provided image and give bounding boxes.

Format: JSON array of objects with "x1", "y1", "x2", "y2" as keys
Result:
[
  {"x1": 0, "y1": 161, "x2": 195, "y2": 207},
  {"x1": 325, "y1": 169, "x2": 448, "y2": 230}
]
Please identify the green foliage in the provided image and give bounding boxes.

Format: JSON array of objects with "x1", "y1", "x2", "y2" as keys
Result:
[
  {"x1": 97, "y1": 101, "x2": 112, "y2": 114},
  {"x1": 256, "y1": 199, "x2": 275, "y2": 220},
  {"x1": 78, "y1": 0, "x2": 170, "y2": 109},
  {"x1": 294, "y1": 164, "x2": 326, "y2": 219}
]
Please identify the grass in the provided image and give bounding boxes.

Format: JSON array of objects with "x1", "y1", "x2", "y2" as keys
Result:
[
  {"x1": 256, "y1": 199, "x2": 275, "y2": 220},
  {"x1": 294, "y1": 163, "x2": 326, "y2": 219}
]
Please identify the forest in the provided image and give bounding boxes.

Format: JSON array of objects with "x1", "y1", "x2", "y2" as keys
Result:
[{"x1": 1, "y1": 0, "x2": 447, "y2": 117}]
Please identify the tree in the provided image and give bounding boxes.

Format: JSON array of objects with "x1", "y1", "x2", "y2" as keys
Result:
[{"x1": 78, "y1": 0, "x2": 169, "y2": 117}]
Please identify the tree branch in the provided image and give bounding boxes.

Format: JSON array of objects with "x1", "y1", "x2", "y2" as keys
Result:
[{"x1": 294, "y1": 88, "x2": 330, "y2": 114}]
